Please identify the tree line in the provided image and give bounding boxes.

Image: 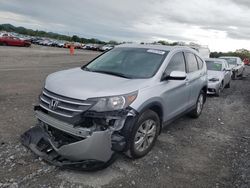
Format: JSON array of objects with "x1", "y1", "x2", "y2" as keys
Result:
[
  {"x1": 0, "y1": 23, "x2": 108, "y2": 44},
  {"x1": 210, "y1": 51, "x2": 250, "y2": 60}
]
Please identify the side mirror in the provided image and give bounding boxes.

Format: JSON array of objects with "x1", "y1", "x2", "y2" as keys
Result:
[
  {"x1": 225, "y1": 68, "x2": 231, "y2": 71},
  {"x1": 162, "y1": 71, "x2": 187, "y2": 81}
]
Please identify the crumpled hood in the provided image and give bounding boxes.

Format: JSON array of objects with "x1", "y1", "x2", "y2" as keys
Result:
[
  {"x1": 45, "y1": 67, "x2": 150, "y2": 100},
  {"x1": 207, "y1": 70, "x2": 224, "y2": 80}
]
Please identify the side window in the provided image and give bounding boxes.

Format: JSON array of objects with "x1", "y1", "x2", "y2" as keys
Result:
[
  {"x1": 165, "y1": 52, "x2": 186, "y2": 75},
  {"x1": 185, "y1": 53, "x2": 198, "y2": 73},
  {"x1": 196, "y1": 56, "x2": 203, "y2": 70}
]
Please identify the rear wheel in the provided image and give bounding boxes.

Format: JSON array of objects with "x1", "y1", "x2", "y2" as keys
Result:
[
  {"x1": 125, "y1": 110, "x2": 160, "y2": 159},
  {"x1": 189, "y1": 90, "x2": 205, "y2": 118}
]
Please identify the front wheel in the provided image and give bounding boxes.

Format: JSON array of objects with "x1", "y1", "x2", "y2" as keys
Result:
[
  {"x1": 232, "y1": 71, "x2": 237, "y2": 80},
  {"x1": 189, "y1": 90, "x2": 205, "y2": 118},
  {"x1": 125, "y1": 110, "x2": 160, "y2": 159},
  {"x1": 0, "y1": 42, "x2": 7, "y2": 46}
]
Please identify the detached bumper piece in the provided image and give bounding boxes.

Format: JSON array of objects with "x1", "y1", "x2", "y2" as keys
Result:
[{"x1": 21, "y1": 125, "x2": 117, "y2": 171}]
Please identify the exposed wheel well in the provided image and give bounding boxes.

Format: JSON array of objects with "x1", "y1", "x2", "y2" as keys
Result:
[{"x1": 148, "y1": 105, "x2": 163, "y2": 133}]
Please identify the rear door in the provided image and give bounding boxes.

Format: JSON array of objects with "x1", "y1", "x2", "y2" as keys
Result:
[{"x1": 184, "y1": 52, "x2": 201, "y2": 107}]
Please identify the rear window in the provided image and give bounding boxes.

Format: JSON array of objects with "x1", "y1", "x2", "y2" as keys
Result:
[
  {"x1": 221, "y1": 58, "x2": 237, "y2": 65},
  {"x1": 196, "y1": 56, "x2": 204, "y2": 70},
  {"x1": 205, "y1": 61, "x2": 222, "y2": 71}
]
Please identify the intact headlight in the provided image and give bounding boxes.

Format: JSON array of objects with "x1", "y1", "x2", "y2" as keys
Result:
[{"x1": 88, "y1": 91, "x2": 138, "y2": 112}]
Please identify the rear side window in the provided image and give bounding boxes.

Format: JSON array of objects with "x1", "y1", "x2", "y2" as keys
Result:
[
  {"x1": 185, "y1": 53, "x2": 198, "y2": 72},
  {"x1": 196, "y1": 56, "x2": 203, "y2": 70},
  {"x1": 165, "y1": 52, "x2": 186, "y2": 75}
]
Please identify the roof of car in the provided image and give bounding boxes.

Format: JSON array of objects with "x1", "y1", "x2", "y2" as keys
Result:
[
  {"x1": 204, "y1": 58, "x2": 227, "y2": 64},
  {"x1": 116, "y1": 43, "x2": 194, "y2": 51},
  {"x1": 219, "y1": 56, "x2": 239, "y2": 59}
]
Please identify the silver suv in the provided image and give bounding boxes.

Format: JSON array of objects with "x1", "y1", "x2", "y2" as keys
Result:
[{"x1": 21, "y1": 44, "x2": 208, "y2": 170}]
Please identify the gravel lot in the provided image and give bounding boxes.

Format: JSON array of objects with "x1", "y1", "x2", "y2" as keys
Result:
[{"x1": 0, "y1": 46, "x2": 249, "y2": 188}]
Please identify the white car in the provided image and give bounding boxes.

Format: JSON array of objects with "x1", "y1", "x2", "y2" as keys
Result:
[
  {"x1": 205, "y1": 58, "x2": 232, "y2": 96},
  {"x1": 219, "y1": 56, "x2": 244, "y2": 79},
  {"x1": 100, "y1": 45, "x2": 114, "y2": 51}
]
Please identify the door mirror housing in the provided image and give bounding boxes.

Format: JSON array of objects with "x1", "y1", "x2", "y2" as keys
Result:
[
  {"x1": 225, "y1": 68, "x2": 231, "y2": 71},
  {"x1": 162, "y1": 71, "x2": 187, "y2": 81}
]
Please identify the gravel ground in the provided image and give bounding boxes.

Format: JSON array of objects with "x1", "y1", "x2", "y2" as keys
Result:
[{"x1": 0, "y1": 46, "x2": 249, "y2": 188}]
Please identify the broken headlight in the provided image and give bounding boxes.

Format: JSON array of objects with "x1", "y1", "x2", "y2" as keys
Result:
[{"x1": 88, "y1": 91, "x2": 138, "y2": 112}]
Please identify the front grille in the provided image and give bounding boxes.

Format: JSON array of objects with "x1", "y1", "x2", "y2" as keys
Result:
[{"x1": 39, "y1": 88, "x2": 94, "y2": 118}]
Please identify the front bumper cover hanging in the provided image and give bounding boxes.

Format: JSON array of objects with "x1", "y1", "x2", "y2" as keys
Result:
[{"x1": 21, "y1": 125, "x2": 118, "y2": 171}]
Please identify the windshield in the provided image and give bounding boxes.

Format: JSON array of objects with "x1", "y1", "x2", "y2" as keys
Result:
[
  {"x1": 205, "y1": 61, "x2": 222, "y2": 71},
  {"x1": 84, "y1": 47, "x2": 168, "y2": 79},
  {"x1": 221, "y1": 58, "x2": 237, "y2": 65}
]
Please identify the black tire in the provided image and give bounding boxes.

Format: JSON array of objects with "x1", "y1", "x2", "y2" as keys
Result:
[
  {"x1": 189, "y1": 90, "x2": 205, "y2": 118},
  {"x1": 0, "y1": 42, "x2": 7, "y2": 46},
  {"x1": 225, "y1": 81, "x2": 230, "y2": 88},
  {"x1": 124, "y1": 110, "x2": 160, "y2": 159},
  {"x1": 232, "y1": 71, "x2": 237, "y2": 80},
  {"x1": 24, "y1": 43, "x2": 31, "y2": 47}
]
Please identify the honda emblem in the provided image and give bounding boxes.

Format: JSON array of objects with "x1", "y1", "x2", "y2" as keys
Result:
[{"x1": 49, "y1": 99, "x2": 59, "y2": 110}]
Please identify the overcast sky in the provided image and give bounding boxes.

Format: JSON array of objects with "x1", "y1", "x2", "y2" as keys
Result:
[{"x1": 0, "y1": 0, "x2": 249, "y2": 52}]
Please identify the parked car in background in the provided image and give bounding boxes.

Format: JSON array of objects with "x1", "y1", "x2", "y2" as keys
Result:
[
  {"x1": 99, "y1": 44, "x2": 114, "y2": 51},
  {"x1": 0, "y1": 36, "x2": 31, "y2": 47},
  {"x1": 85, "y1": 43, "x2": 102, "y2": 51},
  {"x1": 21, "y1": 44, "x2": 208, "y2": 170},
  {"x1": 205, "y1": 58, "x2": 231, "y2": 96},
  {"x1": 74, "y1": 42, "x2": 84, "y2": 49},
  {"x1": 219, "y1": 56, "x2": 244, "y2": 79}
]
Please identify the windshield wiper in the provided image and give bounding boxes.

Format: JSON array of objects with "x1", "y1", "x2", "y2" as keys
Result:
[
  {"x1": 82, "y1": 67, "x2": 92, "y2": 71},
  {"x1": 91, "y1": 70, "x2": 131, "y2": 79}
]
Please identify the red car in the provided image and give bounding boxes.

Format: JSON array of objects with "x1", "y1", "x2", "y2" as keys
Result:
[
  {"x1": 243, "y1": 58, "x2": 250, "y2": 66},
  {"x1": 0, "y1": 36, "x2": 31, "y2": 47}
]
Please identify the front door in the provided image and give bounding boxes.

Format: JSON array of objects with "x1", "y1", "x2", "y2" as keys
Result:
[{"x1": 161, "y1": 51, "x2": 189, "y2": 120}]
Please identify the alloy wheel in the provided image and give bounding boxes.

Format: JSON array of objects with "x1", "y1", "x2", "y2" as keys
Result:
[
  {"x1": 197, "y1": 94, "x2": 204, "y2": 114},
  {"x1": 134, "y1": 119, "x2": 157, "y2": 153}
]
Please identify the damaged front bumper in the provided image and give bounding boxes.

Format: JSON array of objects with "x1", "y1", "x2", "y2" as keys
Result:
[
  {"x1": 21, "y1": 106, "x2": 137, "y2": 170},
  {"x1": 207, "y1": 82, "x2": 220, "y2": 94}
]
